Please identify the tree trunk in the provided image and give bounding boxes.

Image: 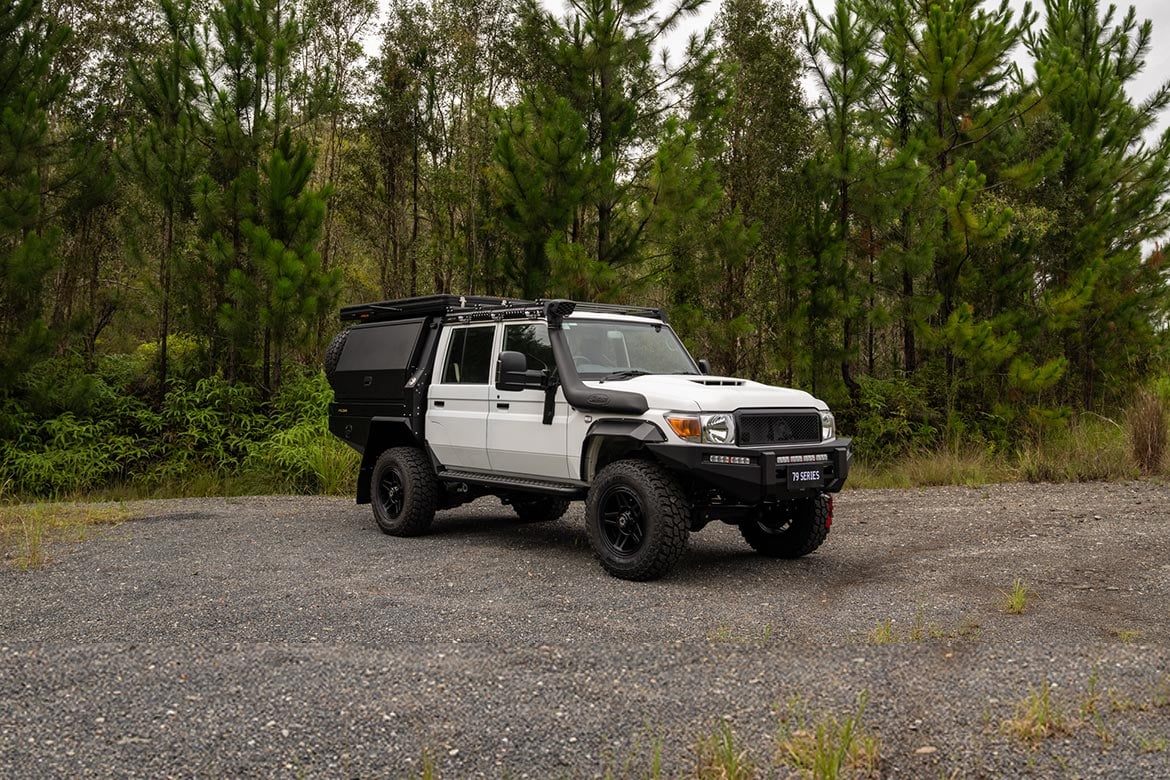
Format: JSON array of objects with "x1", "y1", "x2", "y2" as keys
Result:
[{"x1": 159, "y1": 205, "x2": 174, "y2": 404}]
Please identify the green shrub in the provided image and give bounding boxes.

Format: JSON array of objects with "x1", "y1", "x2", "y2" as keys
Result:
[{"x1": 848, "y1": 376, "x2": 937, "y2": 462}]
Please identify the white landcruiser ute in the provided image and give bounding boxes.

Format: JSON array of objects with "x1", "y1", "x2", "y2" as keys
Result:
[{"x1": 326, "y1": 295, "x2": 852, "y2": 580}]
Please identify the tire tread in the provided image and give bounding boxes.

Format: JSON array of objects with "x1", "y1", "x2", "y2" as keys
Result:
[
  {"x1": 586, "y1": 459, "x2": 690, "y2": 581},
  {"x1": 372, "y1": 447, "x2": 438, "y2": 536}
]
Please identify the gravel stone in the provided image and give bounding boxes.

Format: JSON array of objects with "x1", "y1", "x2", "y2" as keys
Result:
[{"x1": 2, "y1": 482, "x2": 1169, "y2": 778}]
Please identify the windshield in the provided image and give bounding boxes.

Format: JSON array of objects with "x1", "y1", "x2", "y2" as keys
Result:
[{"x1": 563, "y1": 319, "x2": 699, "y2": 379}]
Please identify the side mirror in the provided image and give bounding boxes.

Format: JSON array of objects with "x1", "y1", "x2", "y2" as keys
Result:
[
  {"x1": 698, "y1": 358, "x2": 712, "y2": 375},
  {"x1": 496, "y1": 350, "x2": 545, "y2": 391}
]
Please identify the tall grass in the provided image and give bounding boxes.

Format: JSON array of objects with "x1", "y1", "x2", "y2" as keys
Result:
[
  {"x1": 0, "y1": 502, "x2": 130, "y2": 569},
  {"x1": 776, "y1": 692, "x2": 881, "y2": 780},
  {"x1": 1016, "y1": 415, "x2": 1136, "y2": 483},
  {"x1": 1127, "y1": 388, "x2": 1168, "y2": 475}
]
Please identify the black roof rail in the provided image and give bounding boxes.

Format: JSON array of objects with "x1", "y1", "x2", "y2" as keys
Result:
[{"x1": 339, "y1": 295, "x2": 666, "y2": 324}]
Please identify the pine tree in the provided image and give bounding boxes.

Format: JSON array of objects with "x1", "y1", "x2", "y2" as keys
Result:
[
  {"x1": 713, "y1": 0, "x2": 810, "y2": 379},
  {"x1": 499, "y1": 0, "x2": 726, "y2": 298},
  {"x1": 243, "y1": 129, "x2": 338, "y2": 391},
  {"x1": 0, "y1": 0, "x2": 69, "y2": 391},
  {"x1": 488, "y1": 94, "x2": 589, "y2": 298},
  {"x1": 803, "y1": 0, "x2": 885, "y2": 398},
  {"x1": 1027, "y1": 0, "x2": 1170, "y2": 406},
  {"x1": 187, "y1": 0, "x2": 307, "y2": 385},
  {"x1": 125, "y1": 0, "x2": 201, "y2": 399}
]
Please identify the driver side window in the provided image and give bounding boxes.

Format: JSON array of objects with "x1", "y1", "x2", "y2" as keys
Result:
[{"x1": 500, "y1": 323, "x2": 553, "y2": 377}]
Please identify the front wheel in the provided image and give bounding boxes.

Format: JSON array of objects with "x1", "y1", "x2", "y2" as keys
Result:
[
  {"x1": 371, "y1": 447, "x2": 438, "y2": 536},
  {"x1": 739, "y1": 495, "x2": 831, "y2": 558},
  {"x1": 585, "y1": 460, "x2": 690, "y2": 581}
]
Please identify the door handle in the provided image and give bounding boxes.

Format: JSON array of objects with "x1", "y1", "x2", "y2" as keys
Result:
[
  {"x1": 363, "y1": 375, "x2": 373, "y2": 387},
  {"x1": 496, "y1": 402, "x2": 510, "y2": 409},
  {"x1": 433, "y1": 400, "x2": 445, "y2": 407}
]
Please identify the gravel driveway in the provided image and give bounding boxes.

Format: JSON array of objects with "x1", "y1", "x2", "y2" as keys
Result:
[{"x1": 2, "y1": 482, "x2": 1169, "y2": 778}]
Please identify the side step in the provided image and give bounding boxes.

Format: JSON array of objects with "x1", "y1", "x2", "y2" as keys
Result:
[{"x1": 438, "y1": 469, "x2": 586, "y2": 497}]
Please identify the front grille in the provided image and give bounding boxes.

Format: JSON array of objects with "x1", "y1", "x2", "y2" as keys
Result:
[{"x1": 737, "y1": 411, "x2": 821, "y2": 446}]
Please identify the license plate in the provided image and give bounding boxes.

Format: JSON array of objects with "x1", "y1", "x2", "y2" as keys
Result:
[{"x1": 788, "y1": 466, "x2": 824, "y2": 488}]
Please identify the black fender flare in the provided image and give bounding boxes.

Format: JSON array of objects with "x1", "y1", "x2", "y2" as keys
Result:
[
  {"x1": 579, "y1": 419, "x2": 667, "y2": 481},
  {"x1": 356, "y1": 417, "x2": 422, "y2": 504}
]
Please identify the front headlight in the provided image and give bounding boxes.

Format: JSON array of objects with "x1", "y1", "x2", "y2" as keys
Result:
[
  {"x1": 665, "y1": 412, "x2": 737, "y2": 444},
  {"x1": 702, "y1": 413, "x2": 735, "y2": 444},
  {"x1": 820, "y1": 410, "x2": 835, "y2": 441}
]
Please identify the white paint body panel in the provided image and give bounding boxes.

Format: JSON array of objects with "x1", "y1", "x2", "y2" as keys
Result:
[{"x1": 487, "y1": 386, "x2": 572, "y2": 478}]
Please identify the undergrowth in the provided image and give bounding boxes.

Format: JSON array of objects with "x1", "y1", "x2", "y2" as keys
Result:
[
  {"x1": 1, "y1": 357, "x2": 357, "y2": 501},
  {"x1": 2, "y1": 353, "x2": 1165, "y2": 501}
]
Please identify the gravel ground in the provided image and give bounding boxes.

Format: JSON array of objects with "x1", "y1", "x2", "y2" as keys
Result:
[{"x1": 2, "y1": 482, "x2": 1169, "y2": 779}]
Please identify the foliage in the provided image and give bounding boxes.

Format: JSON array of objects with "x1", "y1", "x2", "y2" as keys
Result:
[
  {"x1": 0, "y1": 0, "x2": 69, "y2": 388},
  {"x1": 3, "y1": 0, "x2": 1170, "y2": 496},
  {"x1": 0, "y1": 353, "x2": 350, "y2": 498}
]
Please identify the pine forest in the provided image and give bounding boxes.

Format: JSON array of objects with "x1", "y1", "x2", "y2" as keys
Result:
[{"x1": 2, "y1": 0, "x2": 1169, "y2": 497}]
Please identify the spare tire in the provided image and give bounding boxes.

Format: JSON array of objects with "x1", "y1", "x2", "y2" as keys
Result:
[{"x1": 324, "y1": 328, "x2": 348, "y2": 385}]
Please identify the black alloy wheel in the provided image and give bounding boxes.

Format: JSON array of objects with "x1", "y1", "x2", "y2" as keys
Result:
[
  {"x1": 370, "y1": 447, "x2": 438, "y2": 536},
  {"x1": 378, "y1": 468, "x2": 405, "y2": 519},
  {"x1": 585, "y1": 459, "x2": 690, "y2": 580},
  {"x1": 598, "y1": 485, "x2": 646, "y2": 557}
]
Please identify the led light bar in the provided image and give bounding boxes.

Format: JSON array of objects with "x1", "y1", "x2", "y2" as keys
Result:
[
  {"x1": 706, "y1": 455, "x2": 754, "y2": 466},
  {"x1": 775, "y1": 453, "x2": 830, "y2": 464}
]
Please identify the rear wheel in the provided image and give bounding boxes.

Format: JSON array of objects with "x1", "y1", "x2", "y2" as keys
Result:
[
  {"x1": 371, "y1": 447, "x2": 438, "y2": 536},
  {"x1": 739, "y1": 495, "x2": 831, "y2": 558},
  {"x1": 586, "y1": 460, "x2": 690, "y2": 581},
  {"x1": 508, "y1": 495, "x2": 570, "y2": 523}
]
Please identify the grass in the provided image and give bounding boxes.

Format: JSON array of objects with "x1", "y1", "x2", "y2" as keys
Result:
[
  {"x1": 1112, "y1": 628, "x2": 1142, "y2": 643},
  {"x1": 1137, "y1": 733, "x2": 1168, "y2": 753},
  {"x1": 847, "y1": 448, "x2": 1012, "y2": 489},
  {"x1": 1002, "y1": 681, "x2": 1069, "y2": 745},
  {"x1": 866, "y1": 607, "x2": 980, "y2": 645},
  {"x1": 1001, "y1": 579, "x2": 1028, "y2": 614},
  {"x1": 849, "y1": 410, "x2": 1166, "y2": 490},
  {"x1": 776, "y1": 693, "x2": 881, "y2": 779},
  {"x1": 695, "y1": 721, "x2": 755, "y2": 780},
  {"x1": 1126, "y1": 388, "x2": 1168, "y2": 475},
  {"x1": 0, "y1": 502, "x2": 132, "y2": 569},
  {"x1": 867, "y1": 619, "x2": 897, "y2": 645},
  {"x1": 708, "y1": 624, "x2": 775, "y2": 646}
]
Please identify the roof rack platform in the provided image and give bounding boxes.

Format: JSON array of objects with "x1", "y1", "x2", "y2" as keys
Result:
[{"x1": 339, "y1": 295, "x2": 666, "y2": 324}]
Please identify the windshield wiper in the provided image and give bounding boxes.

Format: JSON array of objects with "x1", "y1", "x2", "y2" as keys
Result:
[{"x1": 601, "y1": 369, "x2": 651, "y2": 381}]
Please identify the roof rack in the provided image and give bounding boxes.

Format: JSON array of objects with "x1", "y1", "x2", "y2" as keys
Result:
[
  {"x1": 339, "y1": 295, "x2": 536, "y2": 323},
  {"x1": 339, "y1": 295, "x2": 667, "y2": 324}
]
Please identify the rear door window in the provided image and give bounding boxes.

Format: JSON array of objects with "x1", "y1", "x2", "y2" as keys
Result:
[{"x1": 441, "y1": 325, "x2": 495, "y2": 384}]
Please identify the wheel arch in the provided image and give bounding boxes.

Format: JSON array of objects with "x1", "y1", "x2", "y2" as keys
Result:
[
  {"x1": 357, "y1": 417, "x2": 423, "y2": 504},
  {"x1": 580, "y1": 419, "x2": 667, "y2": 483}
]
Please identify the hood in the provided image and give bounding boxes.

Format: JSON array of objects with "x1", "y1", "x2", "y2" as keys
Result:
[{"x1": 583, "y1": 374, "x2": 825, "y2": 412}]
